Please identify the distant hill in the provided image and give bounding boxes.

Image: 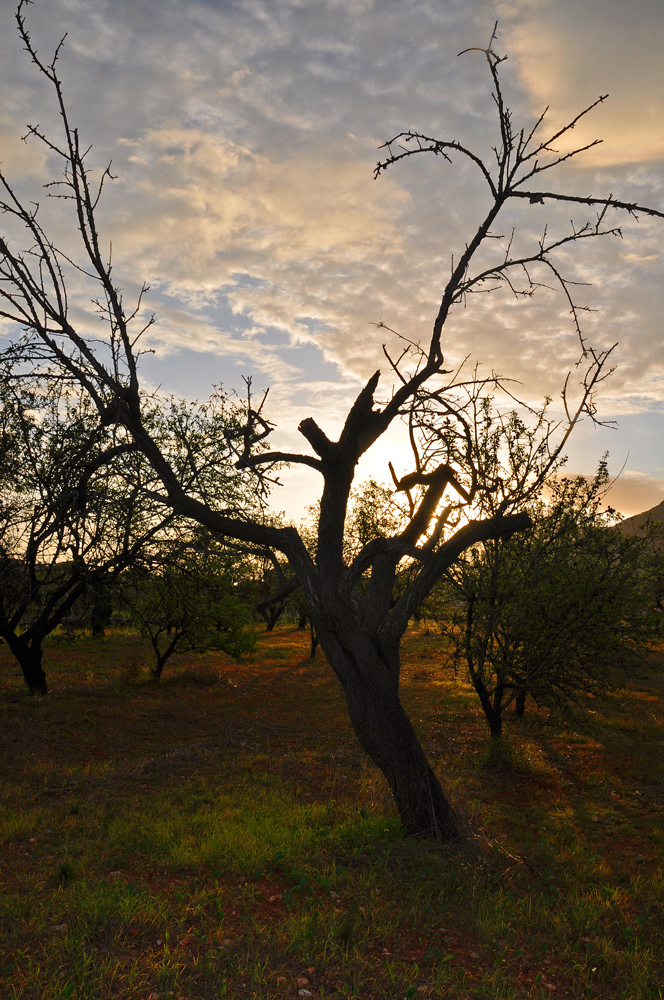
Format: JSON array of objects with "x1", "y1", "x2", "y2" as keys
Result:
[{"x1": 617, "y1": 499, "x2": 664, "y2": 535}]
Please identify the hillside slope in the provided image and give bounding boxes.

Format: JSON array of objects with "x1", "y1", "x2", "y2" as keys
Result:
[{"x1": 618, "y1": 498, "x2": 664, "y2": 534}]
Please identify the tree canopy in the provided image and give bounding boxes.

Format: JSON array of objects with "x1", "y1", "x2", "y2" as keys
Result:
[{"x1": 442, "y1": 461, "x2": 662, "y2": 739}]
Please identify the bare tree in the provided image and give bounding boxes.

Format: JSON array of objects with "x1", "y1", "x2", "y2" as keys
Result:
[{"x1": 0, "y1": 8, "x2": 661, "y2": 839}]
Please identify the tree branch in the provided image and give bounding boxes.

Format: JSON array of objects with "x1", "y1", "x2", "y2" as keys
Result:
[{"x1": 380, "y1": 512, "x2": 532, "y2": 646}]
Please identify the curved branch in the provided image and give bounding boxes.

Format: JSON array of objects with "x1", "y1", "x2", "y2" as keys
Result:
[
  {"x1": 380, "y1": 512, "x2": 532, "y2": 646},
  {"x1": 339, "y1": 536, "x2": 423, "y2": 598},
  {"x1": 235, "y1": 451, "x2": 323, "y2": 473},
  {"x1": 375, "y1": 134, "x2": 497, "y2": 197}
]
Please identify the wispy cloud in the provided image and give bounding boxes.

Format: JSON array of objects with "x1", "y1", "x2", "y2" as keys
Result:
[{"x1": 0, "y1": 0, "x2": 661, "y2": 516}]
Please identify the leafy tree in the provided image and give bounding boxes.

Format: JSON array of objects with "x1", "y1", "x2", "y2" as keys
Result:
[
  {"x1": 118, "y1": 541, "x2": 256, "y2": 680},
  {"x1": 1, "y1": 8, "x2": 662, "y2": 838},
  {"x1": 0, "y1": 371, "x2": 252, "y2": 694},
  {"x1": 442, "y1": 460, "x2": 661, "y2": 739},
  {"x1": 0, "y1": 377, "x2": 174, "y2": 693},
  {"x1": 618, "y1": 506, "x2": 664, "y2": 613},
  {"x1": 249, "y1": 549, "x2": 298, "y2": 632}
]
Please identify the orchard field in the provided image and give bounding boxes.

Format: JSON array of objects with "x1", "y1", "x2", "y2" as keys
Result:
[{"x1": 1, "y1": 628, "x2": 663, "y2": 999}]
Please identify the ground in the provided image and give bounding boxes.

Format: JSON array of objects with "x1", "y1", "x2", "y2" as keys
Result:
[{"x1": 0, "y1": 626, "x2": 662, "y2": 999}]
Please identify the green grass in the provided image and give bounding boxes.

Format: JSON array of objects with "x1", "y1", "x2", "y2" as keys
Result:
[{"x1": 0, "y1": 627, "x2": 662, "y2": 998}]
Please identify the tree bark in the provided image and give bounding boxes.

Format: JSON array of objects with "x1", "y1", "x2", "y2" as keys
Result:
[
  {"x1": 6, "y1": 635, "x2": 48, "y2": 695},
  {"x1": 90, "y1": 588, "x2": 113, "y2": 636},
  {"x1": 309, "y1": 618, "x2": 319, "y2": 659},
  {"x1": 262, "y1": 602, "x2": 286, "y2": 632},
  {"x1": 470, "y1": 674, "x2": 503, "y2": 739},
  {"x1": 344, "y1": 668, "x2": 459, "y2": 840},
  {"x1": 150, "y1": 630, "x2": 181, "y2": 680},
  {"x1": 314, "y1": 617, "x2": 461, "y2": 842}
]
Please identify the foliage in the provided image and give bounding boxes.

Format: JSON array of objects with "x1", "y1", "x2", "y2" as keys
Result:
[
  {"x1": 442, "y1": 460, "x2": 661, "y2": 738},
  {"x1": 0, "y1": 375, "x2": 174, "y2": 692},
  {"x1": 344, "y1": 478, "x2": 406, "y2": 563},
  {"x1": 118, "y1": 540, "x2": 256, "y2": 678},
  {"x1": 0, "y1": 359, "x2": 264, "y2": 691}
]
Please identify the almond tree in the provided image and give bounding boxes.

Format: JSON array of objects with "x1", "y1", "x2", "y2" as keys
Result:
[
  {"x1": 0, "y1": 377, "x2": 173, "y2": 693},
  {"x1": 118, "y1": 539, "x2": 256, "y2": 680},
  {"x1": 441, "y1": 454, "x2": 660, "y2": 740},
  {"x1": 0, "y1": 8, "x2": 661, "y2": 839},
  {"x1": 0, "y1": 369, "x2": 253, "y2": 695}
]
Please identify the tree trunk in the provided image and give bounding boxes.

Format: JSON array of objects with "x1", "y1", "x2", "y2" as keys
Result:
[
  {"x1": 345, "y1": 671, "x2": 459, "y2": 840},
  {"x1": 309, "y1": 619, "x2": 319, "y2": 659},
  {"x1": 151, "y1": 631, "x2": 180, "y2": 679},
  {"x1": 470, "y1": 674, "x2": 503, "y2": 739},
  {"x1": 316, "y1": 621, "x2": 461, "y2": 842},
  {"x1": 152, "y1": 653, "x2": 167, "y2": 680},
  {"x1": 8, "y1": 636, "x2": 48, "y2": 695},
  {"x1": 487, "y1": 713, "x2": 502, "y2": 740},
  {"x1": 490, "y1": 682, "x2": 505, "y2": 739},
  {"x1": 261, "y1": 600, "x2": 287, "y2": 632},
  {"x1": 90, "y1": 582, "x2": 113, "y2": 637},
  {"x1": 514, "y1": 688, "x2": 527, "y2": 716}
]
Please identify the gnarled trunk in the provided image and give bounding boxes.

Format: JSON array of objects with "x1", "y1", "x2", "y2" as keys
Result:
[{"x1": 315, "y1": 618, "x2": 461, "y2": 842}]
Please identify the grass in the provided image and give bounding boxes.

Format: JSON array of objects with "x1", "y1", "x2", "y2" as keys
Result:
[{"x1": 0, "y1": 626, "x2": 663, "y2": 998}]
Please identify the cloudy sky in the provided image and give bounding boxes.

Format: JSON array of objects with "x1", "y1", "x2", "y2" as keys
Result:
[{"x1": 0, "y1": 0, "x2": 662, "y2": 518}]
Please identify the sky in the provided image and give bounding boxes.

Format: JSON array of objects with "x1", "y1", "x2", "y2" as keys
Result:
[{"x1": 0, "y1": 0, "x2": 662, "y2": 520}]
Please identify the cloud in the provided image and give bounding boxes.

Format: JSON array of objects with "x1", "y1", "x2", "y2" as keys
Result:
[
  {"x1": 602, "y1": 472, "x2": 664, "y2": 518},
  {"x1": 496, "y1": 0, "x2": 664, "y2": 166},
  {"x1": 110, "y1": 125, "x2": 409, "y2": 285},
  {"x1": 0, "y1": 0, "x2": 661, "y2": 520}
]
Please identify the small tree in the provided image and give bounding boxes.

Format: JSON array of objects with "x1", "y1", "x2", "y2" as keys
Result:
[
  {"x1": 0, "y1": 377, "x2": 174, "y2": 693},
  {"x1": 119, "y1": 541, "x2": 256, "y2": 680},
  {"x1": 249, "y1": 549, "x2": 299, "y2": 632},
  {"x1": 442, "y1": 460, "x2": 661, "y2": 739},
  {"x1": 1, "y1": 8, "x2": 662, "y2": 838}
]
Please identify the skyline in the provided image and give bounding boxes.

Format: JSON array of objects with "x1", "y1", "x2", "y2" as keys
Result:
[{"x1": 0, "y1": 0, "x2": 662, "y2": 518}]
